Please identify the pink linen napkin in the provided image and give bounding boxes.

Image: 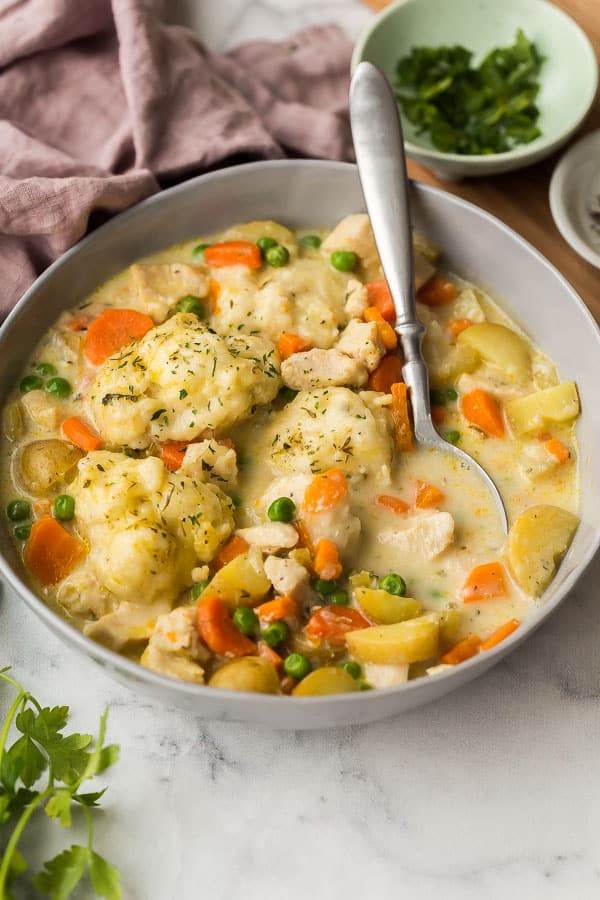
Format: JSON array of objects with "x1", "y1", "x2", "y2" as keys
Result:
[{"x1": 0, "y1": 0, "x2": 354, "y2": 318}]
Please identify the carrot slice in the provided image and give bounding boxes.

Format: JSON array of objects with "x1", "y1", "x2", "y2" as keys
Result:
[
  {"x1": 448, "y1": 318, "x2": 474, "y2": 338},
  {"x1": 278, "y1": 333, "x2": 311, "y2": 360},
  {"x1": 255, "y1": 595, "x2": 299, "y2": 623},
  {"x1": 368, "y1": 354, "x2": 402, "y2": 393},
  {"x1": 415, "y1": 480, "x2": 445, "y2": 509},
  {"x1": 159, "y1": 441, "x2": 189, "y2": 472},
  {"x1": 83, "y1": 308, "x2": 154, "y2": 365},
  {"x1": 295, "y1": 520, "x2": 315, "y2": 554},
  {"x1": 210, "y1": 279, "x2": 221, "y2": 314},
  {"x1": 196, "y1": 596, "x2": 256, "y2": 657},
  {"x1": 431, "y1": 405, "x2": 445, "y2": 425},
  {"x1": 390, "y1": 382, "x2": 414, "y2": 451},
  {"x1": 24, "y1": 516, "x2": 85, "y2": 586},
  {"x1": 62, "y1": 417, "x2": 103, "y2": 452},
  {"x1": 461, "y1": 562, "x2": 507, "y2": 603},
  {"x1": 305, "y1": 606, "x2": 371, "y2": 646},
  {"x1": 313, "y1": 539, "x2": 342, "y2": 581},
  {"x1": 441, "y1": 634, "x2": 482, "y2": 665},
  {"x1": 481, "y1": 618, "x2": 520, "y2": 651},
  {"x1": 366, "y1": 280, "x2": 395, "y2": 323},
  {"x1": 215, "y1": 534, "x2": 250, "y2": 571},
  {"x1": 418, "y1": 276, "x2": 458, "y2": 307},
  {"x1": 461, "y1": 389, "x2": 505, "y2": 438},
  {"x1": 257, "y1": 640, "x2": 283, "y2": 671},
  {"x1": 204, "y1": 241, "x2": 262, "y2": 270},
  {"x1": 302, "y1": 468, "x2": 348, "y2": 515},
  {"x1": 375, "y1": 494, "x2": 410, "y2": 514},
  {"x1": 364, "y1": 306, "x2": 397, "y2": 350},
  {"x1": 545, "y1": 437, "x2": 570, "y2": 464}
]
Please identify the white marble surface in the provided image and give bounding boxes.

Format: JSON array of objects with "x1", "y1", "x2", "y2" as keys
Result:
[{"x1": 4, "y1": 2, "x2": 600, "y2": 898}]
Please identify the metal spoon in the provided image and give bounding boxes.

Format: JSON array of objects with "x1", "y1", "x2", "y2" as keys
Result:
[{"x1": 349, "y1": 61, "x2": 509, "y2": 534}]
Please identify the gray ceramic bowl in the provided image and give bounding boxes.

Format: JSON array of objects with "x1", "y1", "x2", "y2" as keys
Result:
[{"x1": 1, "y1": 160, "x2": 599, "y2": 729}]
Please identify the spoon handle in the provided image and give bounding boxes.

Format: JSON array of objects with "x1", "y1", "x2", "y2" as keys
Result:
[{"x1": 350, "y1": 61, "x2": 437, "y2": 444}]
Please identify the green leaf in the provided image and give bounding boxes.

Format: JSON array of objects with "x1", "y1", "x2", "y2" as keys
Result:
[
  {"x1": 79, "y1": 711, "x2": 118, "y2": 785},
  {"x1": 89, "y1": 852, "x2": 122, "y2": 900},
  {"x1": 34, "y1": 845, "x2": 89, "y2": 899},
  {"x1": 96, "y1": 744, "x2": 119, "y2": 775},
  {"x1": 73, "y1": 789, "x2": 106, "y2": 808},
  {"x1": 8, "y1": 734, "x2": 47, "y2": 788},
  {"x1": 16, "y1": 706, "x2": 69, "y2": 741},
  {"x1": 45, "y1": 788, "x2": 72, "y2": 827},
  {"x1": 48, "y1": 733, "x2": 93, "y2": 785}
]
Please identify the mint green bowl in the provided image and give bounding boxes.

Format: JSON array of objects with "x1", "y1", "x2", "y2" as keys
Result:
[{"x1": 352, "y1": 0, "x2": 598, "y2": 180}]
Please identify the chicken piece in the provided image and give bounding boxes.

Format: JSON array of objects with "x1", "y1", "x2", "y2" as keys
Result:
[
  {"x1": 422, "y1": 319, "x2": 479, "y2": 387},
  {"x1": 84, "y1": 599, "x2": 171, "y2": 651},
  {"x1": 302, "y1": 498, "x2": 361, "y2": 558},
  {"x1": 335, "y1": 319, "x2": 385, "y2": 372},
  {"x1": 236, "y1": 523, "x2": 299, "y2": 554},
  {"x1": 141, "y1": 606, "x2": 210, "y2": 684},
  {"x1": 181, "y1": 440, "x2": 238, "y2": 486},
  {"x1": 56, "y1": 565, "x2": 113, "y2": 619},
  {"x1": 130, "y1": 263, "x2": 209, "y2": 322},
  {"x1": 448, "y1": 288, "x2": 486, "y2": 324},
  {"x1": 456, "y1": 371, "x2": 528, "y2": 403},
  {"x1": 281, "y1": 348, "x2": 368, "y2": 390},
  {"x1": 363, "y1": 662, "x2": 409, "y2": 689},
  {"x1": 191, "y1": 565, "x2": 210, "y2": 583},
  {"x1": 378, "y1": 512, "x2": 455, "y2": 559},
  {"x1": 21, "y1": 390, "x2": 60, "y2": 430},
  {"x1": 520, "y1": 441, "x2": 562, "y2": 481},
  {"x1": 264, "y1": 555, "x2": 310, "y2": 597},
  {"x1": 344, "y1": 279, "x2": 369, "y2": 319}
]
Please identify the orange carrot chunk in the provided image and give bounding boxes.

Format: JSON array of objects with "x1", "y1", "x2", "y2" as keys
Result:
[
  {"x1": 366, "y1": 280, "x2": 396, "y2": 323},
  {"x1": 390, "y1": 382, "x2": 414, "y2": 451},
  {"x1": 313, "y1": 539, "x2": 342, "y2": 581},
  {"x1": 204, "y1": 241, "x2": 262, "y2": 270},
  {"x1": 461, "y1": 561, "x2": 508, "y2": 603},
  {"x1": 375, "y1": 494, "x2": 410, "y2": 515},
  {"x1": 305, "y1": 606, "x2": 371, "y2": 645},
  {"x1": 302, "y1": 468, "x2": 348, "y2": 515},
  {"x1": 83, "y1": 308, "x2": 154, "y2": 365},
  {"x1": 24, "y1": 516, "x2": 85, "y2": 586},
  {"x1": 159, "y1": 441, "x2": 189, "y2": 472},
  {"x1": 461, "y1": 389, "x2": 505, "y2": 438},
  {"x1": 431, "y1": 405, "x2": 445, "y2": 425},
  {"x1": 481, "y1": 618, "x2": 520, "y2": 651},
  {"x1": 255, "y1": 595, "x2": 300, "y2": 623},
  {"x1": 418, "y1": 276, "x2": 458, "y2": 307},
  {"x1": 448, "y1": 318, "x2": 474, "y2": 338},
  {"x1": 215, "y1": 534, "x2": 250, "y2": 570},
  {"x1": 441, "y1": 634, "x2": 482, "y2": 665},
  {"x1": 278, "y1": 333, "x2": 311, "y2": 360},
  {"x1": 368, "y1": 354, "x2": 403, "y2": 393},
  {"x1": 364, "y1": 306, "x2": 397, "y2": 349},
  {"x1": 196, "y1": 596, "x2": 256, "y2": 657},
  {"x1": 545, "y1": 437, "x2": 570, "y2": 464},
  {"x1": 209, "y1": 279, "x2": 221, "y2": 313},
  {"x1": 257, "y1": 641, "x2": 284, "y2": 670},
  {"x1": 415, "y1": 480, "x2": 445, "y2": 509},
  {"x1": 62, "y1": 416, "x2": 104, "y2": 452}
]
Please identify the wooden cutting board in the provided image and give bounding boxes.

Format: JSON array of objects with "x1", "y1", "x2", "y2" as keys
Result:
[{"x1": 359, "y1": 0, "x2": 600, "y2": 321}]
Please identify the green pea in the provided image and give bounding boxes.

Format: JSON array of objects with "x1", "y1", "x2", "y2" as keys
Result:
[
  {"x1": 378, "y1": 573, "x2": 407, "y2": 597},
  {"x1": 256, "y1": 236, "x2": 278, "y2": 256},
  {"x1": 267, "y1": 497, "x2": 296, "y2": 523},
  {"x1": 429, "y1": 388, "x2": 447, "y2": 407},
  {"x1": 445, "y1": 387, "x2": 458, "y2": 402},
  {"x1": 233, "y1": 607, "x2": 259, "y2": 637},
  {"x1": 177, "y1": 295, "x2": 206, "y2": 318},
  {"x1": 261, "y1": 621, "x2": 290, "y2": 647},
  {"x1": 14, "y1": 525, "x2": 31, "y2": 541},
  {"x1": 283, "y1": 652, "x2": 312, "y2": 679},
  {"x1": 341, "y1": 660, "x2": 362, "y2": 680},
  {"x1": 192, "y1": 243, "x2": 210, "y2": 260},
  {"x1": 192, "y1": 580, "x2": 209, "y2": 599},
  {"x1": 44, "y1": 377, "x2": 71, "y2": 399},
  {"x1": 328, "y1": 590, "x2": 349, "y2": 606},
  {"x1": 6, "y1": 500, "x2": 31, "y2": 522},
  {"x1": 300, "y1": 234, "x2": 322, "y2": 249},
  {"x1": 265, "y1": 245, "x2": 290, "y2": 268},
  {"x1": 330, "y1": 250, "x2": 357, "y2": 272},
  {"x1": 232, "y1": 495, "x2": 243, "y2": 508},
  {"x1": 53, "y1": 495, "x2": 75, "y2": 522},
  {"x1": 19, "y1": 375, "x2": 43, "y2": 394},
  {"x1": 313, "y1": 578, "x2": 337, "y2": 595},
  {"x1": 279, "y1": 387, "x2": 298, "y2": 404},
  {"x1": 445, "y1": 430, "x2": 461, "y2": 445},
  {"x1": 359, "y1": 681, "x2": 372, "y2": 691},
  {"x1": 34, "y1": 362, "x2": 57, "y2": 378}
]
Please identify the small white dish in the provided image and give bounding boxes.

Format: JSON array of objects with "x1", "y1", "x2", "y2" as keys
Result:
[{"x1": 550, "y1": 129, "x2": 600, "y2": 269}]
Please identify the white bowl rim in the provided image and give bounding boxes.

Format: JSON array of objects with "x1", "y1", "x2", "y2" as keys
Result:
[
  {"x1": 549, "y1": 128, "x2": 600, "y2": 269},
  {"x1": 0, "y1": 158, "x2": 599, "y2": 711},
  {"x1": 351, "y1": 0, "x2": 599, "y2": 165}
]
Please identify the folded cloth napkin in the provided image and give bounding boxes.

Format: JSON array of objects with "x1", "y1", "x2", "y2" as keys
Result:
[{"x1": 0, "y1": 0, "x2": 354, "y2": 318}]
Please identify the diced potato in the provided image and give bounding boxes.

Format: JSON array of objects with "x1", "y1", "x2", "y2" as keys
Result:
[
  {"x1": 292, "y1": 666, "x2": 359, "y2": 696},
  {"x1": 354, "y1": 587, "x2": 422, "y2": 625},
  {"x1": 209, "y1": 658, "x2": 279, "y2": 693},
  {"x1": 506, "y1": 504, "x2": 579, "y2": 596},
  {"x1": 363, "y1": 662, "x2": 409, "y2": 689},
  {"x1": 348, "y1": 570, "x2": 375, "y2": 589},
  {"x1": 458, "y1": 323, "x2": 530, "y2": 381},
  {"x1": 505, "y1": 382, "x2": 580, "y2": 436},
  {"x1": 221, "y1": 220, "x2": 298, "y2": 257},
  {"x1": 2, "y1": 401, "x2": 24, "y2": 442},
  {"x1": 204, "y1": 548, "x2": 271, "y2": 609},
  {"x1": 346, "y1": 613, "x2": 440, "y2": 665},
  {"x1": 18, "y1": 440, "x2": 83, "y2": 495}
]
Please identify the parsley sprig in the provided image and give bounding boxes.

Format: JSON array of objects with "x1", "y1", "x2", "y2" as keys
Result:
[{"x1": 0, "y1": 667, "x2": 121, "y2": 899}]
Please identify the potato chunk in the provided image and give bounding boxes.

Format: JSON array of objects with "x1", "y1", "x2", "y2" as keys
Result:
[
  {"x1": 354, "y1": 588, "x2": 422, "y2": 625},
  {"x1": 18, "y1": 440, "x2": 83, "y2": 495},
  {"x1": 458, "y1": 322, "x2": 531, "y2": 380},
  {"x1": 292, "y1": 667, "x2": 359, "y2": 696},
  {"x1": 209, "y1": 658, "x2": 279, "y2": 693},
  {"x1": 505, "y1": 382, "x2": 580, "y2": 436},
  {"x1": 346, "y1": 613, "x2": 439, "y2": 665},
  {"x1": 204, "y1": 547, "x2": 271, "y2": 609},
  {"x1": 506, "y1": 505, "x2": 579, "y2": 596}
]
